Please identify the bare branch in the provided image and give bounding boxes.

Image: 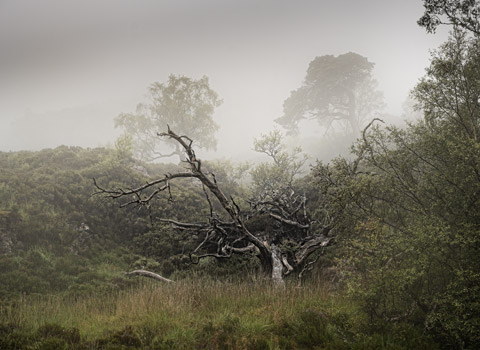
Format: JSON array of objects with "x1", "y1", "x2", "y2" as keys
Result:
[
  {"x1": 298, "y1": 254, "x2": 321, "y2": 285},
  {"x1": 282, "y1": 255, "x2": 294, "y2": 276},
  {"x1": 127, "y1": 269, "x2": 175, "y2": 283},
  {"x1": 203, "y1": 185, "x2": 214, "y2": 218},
  {"x1": 269, "y1": 213, "x2": 309, "y2": 229},
  {"x1": 93, "y1": 173, "x2": 194, "y2": 200},
  {"x1": 295, "y1": 234, "x2": 334, "y2": 266},
  {"x1": 158, "y1": 218, "x2": 208, "y2": 230}
]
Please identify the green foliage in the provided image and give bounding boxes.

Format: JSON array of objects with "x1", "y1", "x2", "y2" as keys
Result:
[
  {"x1": 0, "y1": 146, "x2": 157, "y2": 297},
  {"x1": 96, "y1": 326, "x2": 142, "y2": 349},
  {"x1": 426, "y1": 270, "x2": 480, "y2": 349},
  {"x1": 322, "y1": 32, "x2": 480, "y2": 349},
  {"x1": 36, "y1": 323, "x2": 81, "y2": 345},
  {"x1": 0, "y1": 323, "x2": 82, "y2": 350},
  {"x1": 337, "y1": 219, "x2": 419, "y2": 323}
]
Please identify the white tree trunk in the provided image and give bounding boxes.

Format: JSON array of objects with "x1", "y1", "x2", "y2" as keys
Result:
[{"x1": 271, "y1": 244, "x2": 285, "y2": 288}]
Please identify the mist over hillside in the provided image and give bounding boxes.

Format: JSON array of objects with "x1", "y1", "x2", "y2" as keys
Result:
[
  {"x1": 1, "y1": 1, "x2": 478, "y2": 349},
  {"x1": 0, "y1": 0, "x2": 447, "y2": 161}
]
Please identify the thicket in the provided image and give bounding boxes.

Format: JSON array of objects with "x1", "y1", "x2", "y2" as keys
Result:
[
  {"x1": 0, "y1": 145, "x2": 197, "y2": 298},
  {"x1": 0, "y1": 145, "x2": 260, "y2": 298}
]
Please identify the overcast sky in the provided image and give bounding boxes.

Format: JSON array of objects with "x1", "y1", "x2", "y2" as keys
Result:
[{"x1": 0, "y1": 0, "x2": 448, "y2": 158}]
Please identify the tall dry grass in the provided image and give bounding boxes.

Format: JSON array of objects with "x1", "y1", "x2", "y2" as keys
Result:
[
  {"x1": 1, "y1": 277, "x2": 338, "y2": 339},
  {"x1": 0, "y1": 278, "x2": 440, "y2": 349}
]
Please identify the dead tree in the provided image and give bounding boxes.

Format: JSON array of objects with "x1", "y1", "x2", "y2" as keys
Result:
[{"x1": 94, "y1": 127, "x2": 335, "y2": 286}]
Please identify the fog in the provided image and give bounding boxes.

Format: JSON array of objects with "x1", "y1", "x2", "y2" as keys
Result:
[{"x1": 0, "y1": 0, "x2": 448, "y2": 160}]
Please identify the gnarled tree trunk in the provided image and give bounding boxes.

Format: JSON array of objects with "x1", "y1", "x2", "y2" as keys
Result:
[
  {"x1": 271, "y1": 244, "x2": 285, "y2": 287},
  {"x1": 94, "y1": 127, "x2": 341, "y2": 287}
]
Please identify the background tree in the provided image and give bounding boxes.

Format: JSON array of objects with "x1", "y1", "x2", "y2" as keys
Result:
[
  {"x1": 275, "y1": 52, "x2": 384, "y2": 136},
  {"x1": 418, "y1": 0, "x2": 480, "y2": 35},
  {"x1": 115, "y1": 75, "x2": 222, "y2": 162}
]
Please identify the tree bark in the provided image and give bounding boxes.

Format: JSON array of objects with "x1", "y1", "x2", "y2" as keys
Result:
[{"x1": 271, "y1": 244, "x2": 285, "y2": 288}]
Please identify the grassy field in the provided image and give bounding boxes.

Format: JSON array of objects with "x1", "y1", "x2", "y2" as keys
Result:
[{"x1": 0, "y1": 278, "x2": 438, "y2": 350}]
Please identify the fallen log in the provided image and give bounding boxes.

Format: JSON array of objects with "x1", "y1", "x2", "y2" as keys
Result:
[{"x1": 126, "y1": 269, "x2": 175, "y2": 283}]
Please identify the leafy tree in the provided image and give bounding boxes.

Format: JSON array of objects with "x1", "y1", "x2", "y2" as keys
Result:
[
  {"x1": 414, "y1": 29, "x2": 480, "y2": 138},
  {"x1": 115, "y1": 75, "x2": 222, "y2": 162},
  {"x1": 276, "y1": 52, "x2": 384, "y2": 136},
  {"x1": 418, "y1": 0, "x2": 480, "y2": 35},
  {"x1": 325, "y1": 32, "x2": 480, "y2": 348}
]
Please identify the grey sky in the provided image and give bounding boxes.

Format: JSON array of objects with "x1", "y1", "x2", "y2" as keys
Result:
[{"x1": 0, "y1": 0, "x2": 448, "y2": 157}]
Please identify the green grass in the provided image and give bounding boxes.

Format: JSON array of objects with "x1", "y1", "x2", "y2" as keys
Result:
[{"x1": 0, "y1": 278, "x2": 438, "y2": 349}]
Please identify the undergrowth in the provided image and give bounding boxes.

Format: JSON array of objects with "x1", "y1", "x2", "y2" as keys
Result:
[{"x1": 0, "y1": 279, "x2": 438, "y2": 349}]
